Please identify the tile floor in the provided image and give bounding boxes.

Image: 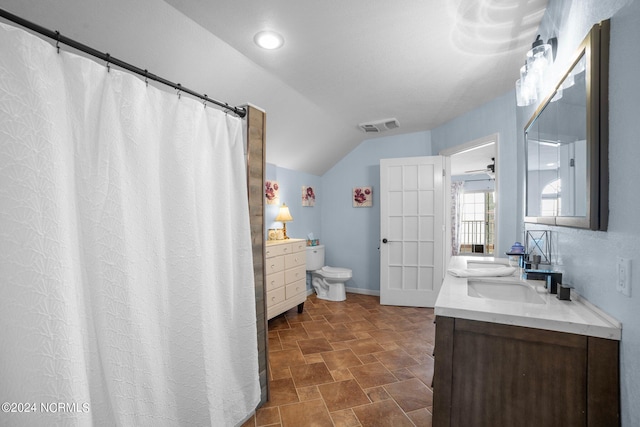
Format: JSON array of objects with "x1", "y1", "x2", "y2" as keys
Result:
[{"x1": 242, "y1": 293, "x2": 436, "y2": 427}]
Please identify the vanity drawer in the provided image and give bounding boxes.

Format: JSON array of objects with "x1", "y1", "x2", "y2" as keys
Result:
[
  {"x1": 266, "y1": 271, "x2": 285, "y2": 291},
  {"x1": 286, "y1": 279, "x2": 306, "y2": 299},
  {"x1": 266, "y1": 256, "x2": 285, "y2": 274},
  {"x1": 266, "y1": 287, "x2": 286, "y2": 308},
  {"x1": 265, "y1": 243, "x2": 292, "y2": 258},
  {"x1": 285, "y1": 252, "x2": 306, "y2": 269},
  {"x1": 285, "y1": 265, "x2": 306, "y2": 284}
]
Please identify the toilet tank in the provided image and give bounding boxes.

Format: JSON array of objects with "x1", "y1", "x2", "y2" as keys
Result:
[{"x1": 306, "y1": 245, "x2": 325, "y2": 270}]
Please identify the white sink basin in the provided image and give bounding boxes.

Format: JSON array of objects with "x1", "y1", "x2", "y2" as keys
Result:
[
  {"x1": 467, "y1": 279, "x2": 545, "y2": 305},
  {"x1": 466, "y1": 260, "x2": 511, "y2": 269}
]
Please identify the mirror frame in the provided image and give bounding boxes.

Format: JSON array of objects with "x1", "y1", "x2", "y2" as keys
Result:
[{"x1": 524, "y1": 20, "x2": 609, "y2": 231}]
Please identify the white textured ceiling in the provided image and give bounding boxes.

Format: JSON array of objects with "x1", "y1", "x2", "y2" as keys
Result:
[{"x1": 165, "y1": 0, "x2": 548, "y2": 174}]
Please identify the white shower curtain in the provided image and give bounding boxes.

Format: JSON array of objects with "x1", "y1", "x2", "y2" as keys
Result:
[{"x1": 0, "y1": 22, "x2": 260, "y2": 426}]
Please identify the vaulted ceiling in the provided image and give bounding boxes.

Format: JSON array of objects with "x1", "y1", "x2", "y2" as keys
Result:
[{"x1": 165, "y1": 0, "x2": 548, "y2": 174}]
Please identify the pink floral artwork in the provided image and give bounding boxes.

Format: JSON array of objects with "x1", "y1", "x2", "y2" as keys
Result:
[
  {"x1": 302, "y1": 186, "x2": 316, "y2": 206},
  {"x1": 265, "y1": 180, "x2": 280, "y2": 205},
  {"x1": 353, "y1": 187, "x2": 372, "y2": 207}
]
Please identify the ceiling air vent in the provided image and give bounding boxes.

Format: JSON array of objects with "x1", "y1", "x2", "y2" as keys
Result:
[{"x1": 358, "y1": 118, "x2": 400, "y2": 133}]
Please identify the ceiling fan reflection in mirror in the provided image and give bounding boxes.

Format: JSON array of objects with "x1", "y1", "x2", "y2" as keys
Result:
[{"x1": 465, "y1": 157, "x2": 495, "y2": 178}]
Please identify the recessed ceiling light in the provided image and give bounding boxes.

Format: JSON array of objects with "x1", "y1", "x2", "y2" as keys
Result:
[{"x1": 254, "y1": 31, "x2": 284, "y2": 50}]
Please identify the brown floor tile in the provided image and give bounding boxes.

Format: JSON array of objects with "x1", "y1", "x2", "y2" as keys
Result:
[
  {"x1": 349, "y1": 361, "x2": 398, "y2": 389},
  {"x1": 297, "y1": 385, "x2": 322, "y2": 401},
  {"x1": 266, "y1": 377, "x2": 299, "y2": 407},
  {"x1": 290, "y1": 362, "x2": 334, "y2": 387},
  {"x1": 331, "y1": 368, "x2": 354, "y2": 382},
  {"x1": 269, "y1": 348, "x2": 306, "y2": 369},
  {"x1": 297, "y1": 337, "x2": 334, "y2": 355},
  {"x1": 321, "y1": 348, "x2": 363, "y2": 371},
  {"x1": 374, "y1": 348, "x2": 420, "y2": 371},
  {"x1": 384, "y1": 378, "x2": 433, "y2": 412},
  {"x1": 323, "y1": 329, "x2": 358, "y2": 342},
  {"x1": 279, "y1": 399, "x2": 333, "y2": 427},
  {"x1": 352, "y1": 399, "x2": 414, "y2": 427},
  {"x1": 330, "y1": 408, "x2": 361, "y2": 427},
  {"x1": 255, "y1": 406, "x2": 281, "y2": 426},
  {"x1": 302, "y1": 320, "x2": 333, "y2": 332},
  {"x1": 407, "y1": 407, "x2": 433, "y2": 426},
  {"x1": 364, "y1": 386, "x2": 392, "y2": 402},
  {"x1": 266, "y1": 294, "x2": 436, "y2": 426},
  {"x1": 346, "y1": 338, "x2": 386, "y2": 355},
  {"x1": 317, "y1": 379, "x2": 371, "y2": 412},
  {"x1": 323, "y1": 313, "x2": 354, "y2": 323},
  {"x1": 408, "y1": 357, "x2": 434, "y2": 387},
  {"x1": 344, "y1": 319, "x2": 377, "y2": 332}
]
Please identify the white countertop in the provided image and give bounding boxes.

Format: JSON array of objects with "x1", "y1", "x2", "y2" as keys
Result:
[{"x1": 434, "y1": 256, "x2": 621, "y2": 340}]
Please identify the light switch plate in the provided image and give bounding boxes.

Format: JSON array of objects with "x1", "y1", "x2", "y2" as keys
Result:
[{"x1": 617, "y1": 257, "x2": 632, "y2": 297}]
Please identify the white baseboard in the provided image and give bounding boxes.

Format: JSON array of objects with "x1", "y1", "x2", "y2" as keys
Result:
[
  {"x1": 306, "y1": 287, "x2": 380, "y2": 297},
  {"x1": 345, "y1": 287, "x2": 380, "y2": 296}
]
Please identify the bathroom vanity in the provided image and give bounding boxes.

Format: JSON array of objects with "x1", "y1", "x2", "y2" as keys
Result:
[
  {"x1": 265, "y1": 239, "x2": 307, "y2": 319},
  {"x1": 433, "y1": 256, "x2": 621, "y2": 427}
]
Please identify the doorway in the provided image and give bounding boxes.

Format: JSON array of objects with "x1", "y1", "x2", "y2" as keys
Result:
[{"x1": 440, "y1": 134, "x2": 498, "y2": 262}]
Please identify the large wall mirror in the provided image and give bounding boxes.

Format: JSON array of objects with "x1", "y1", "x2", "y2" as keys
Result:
[{"x1": 525, "y1": 20, "x2": 609, "y2": 231}]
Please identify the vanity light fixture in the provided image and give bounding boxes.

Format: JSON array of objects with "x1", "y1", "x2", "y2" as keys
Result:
[
  {"x1": 275, "y1": 203, "x2": 293, "y2": 239},
  {"x1": 516, "y1": 35, "x2": 557, "y2": 107},
  {"x1": 254, "y1": 30, "x2": 284, "y2": 50}
]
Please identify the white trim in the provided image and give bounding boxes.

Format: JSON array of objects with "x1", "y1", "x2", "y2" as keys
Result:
[
  {"x1": 346, "y1": 287, "x2": 380, "y2": 296},
  {"x1": 306, "y1": 287, "x2": 381, "y2": 297}
]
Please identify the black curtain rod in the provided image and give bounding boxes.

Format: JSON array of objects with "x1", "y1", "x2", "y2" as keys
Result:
[{"x1": 0, "y1": 7, "x2": 246, "y2": 118}]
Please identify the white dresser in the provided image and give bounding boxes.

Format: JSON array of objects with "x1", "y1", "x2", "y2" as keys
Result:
[{"x1": 265, "y1": 238, "x2": 307, "y2": 319}]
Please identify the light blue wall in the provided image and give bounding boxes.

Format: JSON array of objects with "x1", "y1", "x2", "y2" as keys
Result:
[
  {"x1": 267, "y1": 132, "x2": 431, "y2": 294},
  {"x1": 264, "y1": 163, "x2": 322, "y2": 241},
  {"x1": 431, "y1": 91, "x2": 519, "y2": 257},
  {"x1": 522, "y1": 1, "x2": 639, "y2": 425}
]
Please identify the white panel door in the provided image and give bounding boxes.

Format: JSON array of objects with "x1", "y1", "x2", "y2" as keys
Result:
[{"x1": 380, "y1": 156, "x2": 445, "y2": 307}]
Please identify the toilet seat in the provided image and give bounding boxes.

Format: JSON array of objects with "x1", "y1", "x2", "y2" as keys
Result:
[{"x1": 317, "y1": 266, "x2": 352, "y2": 279}]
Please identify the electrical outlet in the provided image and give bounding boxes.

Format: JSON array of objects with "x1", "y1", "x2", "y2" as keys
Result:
[{"x1": 616, "y1": 257, "x2": 632, "y2": 297}]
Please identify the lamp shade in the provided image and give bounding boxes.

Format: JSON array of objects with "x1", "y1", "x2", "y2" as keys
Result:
[{"x1": 275, "y1": 203, "x2": 293, "y2": 222}]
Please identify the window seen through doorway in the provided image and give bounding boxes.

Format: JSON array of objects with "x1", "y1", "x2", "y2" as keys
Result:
[{"x1": 459, "y1": 191, "x2": 495, "y2": 255}]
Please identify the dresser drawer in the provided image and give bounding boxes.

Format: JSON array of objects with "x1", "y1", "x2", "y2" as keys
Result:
[
  {"x1": 290, "y1": 240, "x2": 307, "y2": 252},
  {"x1": 285, "y1": 252, "x2": 306, "y2": 269},
  {"x1": 266, "y1": 271, "x2": 285, "y2": 291},
  {"x1": 266, "y1": 256, "x2": 285, "y2": 274},
  {"x1": 265, "y1": 243, "x2": 292, "y2": 258},
  {"x1": 266, "y1": 287, "x2": 286, "y2": 308},
  {"x1": 286, "y1": 279, "x2": 306, "y2": 299},
  {"x1": 285, "y1": 265, "x2": 306, "y2": 284}
]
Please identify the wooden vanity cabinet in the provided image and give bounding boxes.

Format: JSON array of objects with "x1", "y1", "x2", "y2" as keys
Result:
[{"x1": 433, "y1": 316, "x2": 620, "y2": 427}]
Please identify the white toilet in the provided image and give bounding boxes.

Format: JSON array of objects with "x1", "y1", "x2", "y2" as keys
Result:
[{"x1": 306, "y1": 245, "x2": 351, "y2": 301}]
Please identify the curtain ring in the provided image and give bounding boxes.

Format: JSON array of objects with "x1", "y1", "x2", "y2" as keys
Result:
[
  {"x1": 144, "y1": 69, "x2": 149, "y2": 87},
  {"x1": 105, "y1": 53, "x2": 111, "y2": 73},
  {"x1": 55, "y1": 31, "x2": 60, "y2": 54},
  {"x1": 203, "y1": 95, "x2": 207, "y2": 108},
  {"x1": 176, "y1": 84, "x2": 182, "y2": 99}
]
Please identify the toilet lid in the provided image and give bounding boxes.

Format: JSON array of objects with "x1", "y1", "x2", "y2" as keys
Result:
[{"x1": 320, "y1": 266, "x2": 352, "y2": 279}]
